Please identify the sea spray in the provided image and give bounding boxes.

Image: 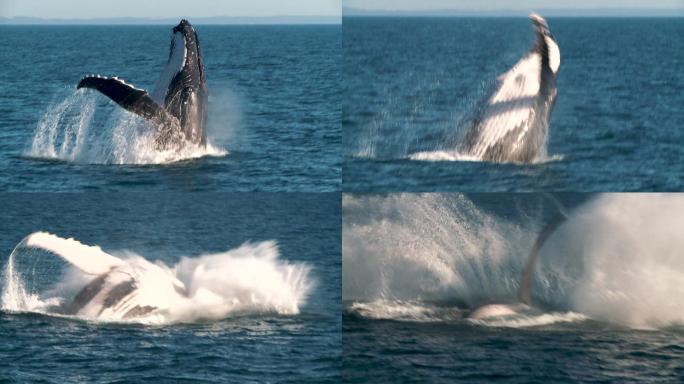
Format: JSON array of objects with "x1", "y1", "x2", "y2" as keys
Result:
[
  {"x1": 27, "y1": 90, "x2": 226, "y2": 164},
  {"x1": 2, "y1": 233, "x2": 312, "y2": 324},
  {"x1": 538, "y1": 193, "x2": 684, "y2": 329},
  {"x1": 29, "y1": 91, "x2": 95, "y2": 159},
  {"x1": 344, "y1": 193, "x2": 684, "y2": 329},
  {"x1": 169, "y1": 241, "x2": 312, "y2": 322},
  {"x1": 342, "y1": 193, "x2": 536, "y2": 305},
  {"x1": 1, "y1": 245, "x2": 30, "y2": 311}
]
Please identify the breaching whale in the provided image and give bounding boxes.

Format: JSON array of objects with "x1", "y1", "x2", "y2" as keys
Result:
[
  {"x1": 468, "y1": 212, "x2": 568, "y2": 321},
  {"x1": 459, "y1": 13, "x2": 560, "y2": 163},
  {"x1": 24, "y1": 232, "x2": 187, "y2": 320},
  {"x1": 517, "y1": 212, "x2": 568, "y2": 305},
  {"x1": 77, "y1": 19, "x2": 207, "y2": 149}
]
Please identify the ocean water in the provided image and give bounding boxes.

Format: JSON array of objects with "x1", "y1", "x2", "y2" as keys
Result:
[
  {"x1": 0, "y1": 193, "x2": 341, "y2": 383},
  {"x1": 343, "y1": 317, "x2": 684, "y2": 383},
  {"x1": 343, "y1": 18, "x2": 684, "y2": 191},
  {"x1": 0, "y1": 25, "x2": 340, "y2": 191},
  {"x1": 342, "y1": 193, "x2": 684, "y2": 382}
]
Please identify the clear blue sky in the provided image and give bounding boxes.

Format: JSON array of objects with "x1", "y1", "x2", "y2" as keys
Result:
[
  {"x1": 1, "y1": 0, "x2": 341, "y2": 18},
  {"x1": 344, "y1": 0, "x2": 683, "y2": 11}
]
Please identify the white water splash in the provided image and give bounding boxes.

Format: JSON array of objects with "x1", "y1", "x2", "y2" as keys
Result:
[
  {"x1": 408, "y1": 150, "x2": 563, "y2": 164},
  {"x1": 27, "y1": 90, "x2": 227, "y2": 165},
  {"x1": 2, "y1": 233, "x2": 312, "y2": 324},
  {"x1": 408, "y1": 150, "x2": 483, "y2": 162},
  {"x1": 1, "y1": 248, "x2": 43, "y2": 312},
  {"x1": 343, "y1": 194, "x2": 534, "y2": 305},
  {"x1": 344, "y1": 193, "x2": 684, "y2": 330},
  {"x1": 346, "y1": 299, "x2": 585, "y2": 328},
  {"x1": 468, "y1": 309, "x2": 587, "y2": 328},
  {"x1": 538, "y1": 194, "x2": 684, "y2": 330},
  {"x1": 349, "y1": 300, "x2": 462, "y2": 322}
]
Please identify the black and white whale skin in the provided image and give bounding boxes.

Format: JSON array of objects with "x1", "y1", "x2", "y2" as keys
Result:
[
  {"x1": 459, "y1": 13, "x2": 560, "y2": 163},
  {"x1": 77, "y1": 19, "x2": 207, "y2": 149},
  {"x1": 24, "y1": 232, "x2": 187, "y2": 321}
]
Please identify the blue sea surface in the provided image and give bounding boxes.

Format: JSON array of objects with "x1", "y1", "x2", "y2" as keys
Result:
[
  {"x1": 0, "y1": 25, "x2": 340, "y2": 191},
  {"x1": 0, "y1": 193, "x2": 341, "y2": 383},
  {"x1": 342, "y1": 316, "x2": 684, "y2": 383},
  {"x1": 342, "y1": 17, "x2": 684, "y2": 191}
]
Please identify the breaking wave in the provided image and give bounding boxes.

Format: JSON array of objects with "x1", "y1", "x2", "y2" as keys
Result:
[
  {"x1": 2, "y1": 232, "x2": 312, "y2": 325},
  {"x1": 26, "y1": 89, "x2": 227, "y2": 164}
]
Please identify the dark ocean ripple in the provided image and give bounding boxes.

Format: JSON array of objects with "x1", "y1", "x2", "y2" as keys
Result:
[{"x1": 342, "y1": 315, "x2": 684, "y2": 384}]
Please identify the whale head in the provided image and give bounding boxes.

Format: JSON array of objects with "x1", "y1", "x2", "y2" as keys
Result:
[
  {"x1": 529, "y1": 13, "x2": 560, "y2": 75},
  {"x1": 154, "y1": 19, "x2": 208, "y2": 145}
]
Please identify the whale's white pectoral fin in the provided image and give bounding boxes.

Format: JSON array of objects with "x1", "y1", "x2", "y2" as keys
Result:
[
  {"x1": 152, "y1": 27, "x2": 188, "y2": 104},
  {"x1": 24, "y1": 232, "x2": 124, "y2": 275}
]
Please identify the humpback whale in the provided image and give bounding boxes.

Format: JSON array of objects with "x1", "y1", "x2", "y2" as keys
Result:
[
  {"x1": 468, "y1": 212, "x2": 568, "y2": 321},
  {"x1": 459, "y1": 13, "x2": 560, "y2": 163},
  {"x1": 517, "y1": 212, "x2": 568, "y2": 305},
  {"x1": 24, "y1": 232, "x2": 186, "y2": 320},
  {"x1": 77, "y1": 19, "x2": 207, "y2": 149}
]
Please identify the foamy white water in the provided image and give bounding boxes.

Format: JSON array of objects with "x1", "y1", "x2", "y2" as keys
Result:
[
  {"x1": 349, "y1": 300, "x2": 462, "y2": 322},
  {"x1": 344, "y1": 193, "x2": 684, "y2": 330},
  {"x1": 539, "y1": 194, "x2": 684, "y2": 329},
  {"x1": 2, "y1": 232, "x2": 312, "y2": 324},
  {"x1": 408, "y1": 150, "x2": 481, "y2": 162},
  {"x1": 343, "y1": 194, "x2": 534, "y2": 305},
  {"x1": 408, "y1": 150, "x2": 563, "y2": 164},
  {"x1": 27, "y1": 90, "x2": 227, "y2": 165},
  {"x1": 468, "y1": 310, "x2": 587, "y2": 328},
  {"x1": 347, "y1": 300, "x2": 586, "y2": 328}
]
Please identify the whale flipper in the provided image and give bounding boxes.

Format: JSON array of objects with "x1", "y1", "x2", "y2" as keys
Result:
[
  {"x1": 77, "y1": 75, "x2": 180, "y2": 129},
  {"x1": 19, "y1": 232, "x2": 188, "y2": 321},
  {"x1": 459, "y1": 13, "x2": 560, "y2": 163},
  {"x1": 25, "y1": 232, "x2": 124, "y2": 275},
  {"x1": 77, "y1": 20, "x2": 207, "y2": 149}
]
